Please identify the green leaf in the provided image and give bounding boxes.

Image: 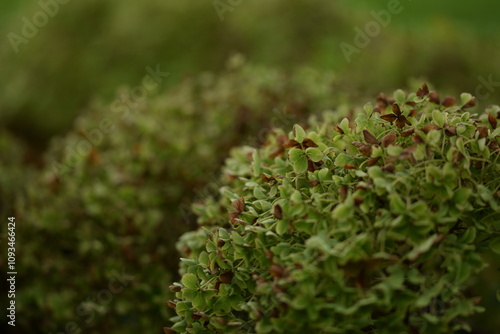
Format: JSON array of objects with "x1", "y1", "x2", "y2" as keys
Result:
[
  {"x1": 332, "y1": 201, "x2": 353, "y2": 220},
  {"x1": 460, "y1": 93, "x2": 473, "y2": 106},
  {"x1": 394, "y1": 89, "x2": 406, "y2": 105},
  {"x1": 432, "y1": 109, "x2": 446, "y2": 128},
  {"x1": 318, "y1": 168, "x2": 330, "y2": 182},
  {"x1": 452, "y1": 188, "x2": 472, "y2": 205},
  {"x1": 306, "y1": 147, "x2": 323, "y2": 162},
  {"x1": 231, "y1": 231, "x2": 244, "y2": 245},
  {"x1": 407, "y1": 235, "x2": 440, "y2": 262},
  {"x1": 386, "y1": 145, "x2": 403, "y2": 157},
  {"x1": 276, "y1": 219, "x2": 288, "y2": 236},
  {"x1": 389, "y1": 193, "x2": 406, "y2": 214},
  {"x1": 334, "y1": 153, "x2": 353, "y2": 167},
  {"x1": 293, "y1": 124, "x2": 306, "y2": 143},
  {"x1": 489, "y1": 238, "x2": 500, "y2": 255},
  {"x1": 218, "y1": 228, "x2": 230, "y2": 240},
  {"x1": 458, "y1": 227, "x2": 476, "y2": 244},
  {"x1": 198, "y1": 251, "x2": 209, "y2": 267},
  {"x1": 426, "y1": 129, "x2": 442, "y2": 147},
  {"x1": 181, "y1": 273, "x2": 198, "y2": 290},
  {"x1": 289, "y1": 148, "x2": 308, "y2": 174},
  {"x1": 363, "y1": 103, "x2": 374, "y2": 117},
  {"x1": 339, "y1": 118, "x2": 350, "y2": 134},
  {"x1": 214, "y1": 297, "x2": 232, "y2": 313},
  {"x1": 191, "y1": 292, "x2": 207, "y2": 310},
  {"x1": 291, "y1": 190, "x2": 302, "y2": 203},
  {"x1": 252, "y1": 150, "x2": 261, "y2": 177}
]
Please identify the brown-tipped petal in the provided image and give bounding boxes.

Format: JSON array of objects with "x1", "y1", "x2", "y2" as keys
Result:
[
  {"x1": 283, "y1": 139, "x2": 301, "y2": 149},
  {"x1": 307, "y1": 159, "x2": 317, "y2": 172},
  {"x1": 231, "y1": 197, "x2": 245, "y2": 213},
  {"x1": 380, "y1": 133, "x2": 398, "y2": 147},
  {"x1": 392, "y1": 103, "x2": 402, "y2": 116},
  {"x1": 220, "y1": 271, "x2": 234, "y2": 284},
  {"x1": 401, "y1": 128, "x2": 415, "y2": 137},
  {"x1": 487, "y1": 140, "x2": 499, "y2": 152},
  {"x1": 373, "y1": 105, "x2": 382, "y2": 114},
  {"x1": 229, "y1": 211, "x2": 240, "y2": 226},
  {"x1": 381, "y1": 164, "x2": 396, "y2": 173},
  {"x1": 353, "y1": 197, "x2": 364, "y2": 206},
  {"x1": 339, "y1": 185, "x2": 348, "y2": 200},
  {"x1": 363, "y1": 130, "x2": 379, "y2": 145},
  {"x1": 429, "y1": 91, "x2": 440, "y2": 104},
  {"x1": 344, "y1": 164, "x2": 357, "y2": 169},
  {"x1": 333, "y1": 125, "x2": 345, "y2": 135},
  {"x1": 488, "y1": 113, "x2": 498, "y2": 129},
  {"x1": 421, "y1": 123, "x2": 441, "y2": 134},
  {"x1": 445, "y1": 126, "x2": 457, "y2": 136},
  {"x1": 270, "y1": 262, "x2": 284, "y2": 278},
  {"x1": 166, "y1": 301, "x2": 176, "y2": 309},
  {"x1": 366, "y1": 157, "x2": 381, "y2": 167},
  {"x1": 273, "y1": 204, "x2": 283, "y2": 220},
  {"x1": 169, "y1": 285, "x2": 181, "y2": 292},
  {"x1": 452, "y1": 150, "x2": 464, "y2": 164},
  {"x1": 358, "y1": 144, "x2": 373, "y2": 157},
  {"x1": 442, "y1": 96, "x2": 457, "y2": 107},
  {"x1": 381, "y1": 114, "x2": 398, "y2": 123},
  {"x1": 262, "y1": 173, "x2": 273, "y2": 183},
  {"x1": 476, "y1": 126, "x2": 488, "y2": 139},
  {"x1": 408, "y1": 109, "x2": 418, "y2": 118},
  {"x1": 302, "y1": 138, "x2": 319, "y2": 148},
  {"x1": 413, "y1": 134, "x2": 424, "y2": 144},
  {"x1": 309, "y1": 179, "x2": 320, "y2": 187},
  {"x1": 395, "y1": 118, "x2": 406, "y2": 129},
  {"x1": 403, "y1": 116, "x2": 412, "y2": 126},
  {"x1": 464, "y1": 97, "x2": 477, "y2": 108},
  {"x1": 416, "y1": 83, "x2": 429, "y2": 97}
]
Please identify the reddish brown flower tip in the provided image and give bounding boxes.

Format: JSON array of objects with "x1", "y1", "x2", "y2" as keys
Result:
[
  {"x1": 442, "y1": 96, "x2": 457, "y2": 107},
  {"x1": 416, "y1": 83, "x2": 429, "y2": 97},
  {"x1": 273, "y1": 204, "x2": 283, "y2": 219}
]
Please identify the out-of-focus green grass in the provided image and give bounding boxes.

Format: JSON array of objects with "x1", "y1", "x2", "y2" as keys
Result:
[
  {"x1": 351, "y1": 0, "x2": 500, "y2": 33},
  {"x1": 2, "y1": 0, "x2": 500, "y2": 149}
]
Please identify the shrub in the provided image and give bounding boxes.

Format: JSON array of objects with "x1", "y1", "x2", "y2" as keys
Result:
[
  {"x1": 0, "y1": 130, "x2": 32, "y2": 218},
  {"x1": 169, "y1": 85, "x2": 500, "y2": 333},
  {"x1": 16, "y1": 62, "x2": 337, "y2": 333}
]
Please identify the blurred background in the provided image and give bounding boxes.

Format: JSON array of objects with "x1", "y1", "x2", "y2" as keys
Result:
[{"x1": 0, "y1": 0, "x2": 499, "y2": 333}]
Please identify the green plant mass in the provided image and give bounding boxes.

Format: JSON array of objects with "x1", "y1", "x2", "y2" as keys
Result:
[
  {"x1": 15, "y1": 62, "x2": 338, "y2": 333},
  {"x1": 169, "y1": 85, "x2": 500, "y2": 333}
]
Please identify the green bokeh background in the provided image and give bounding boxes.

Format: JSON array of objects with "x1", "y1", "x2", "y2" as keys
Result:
[{"x1": 0, "y1": 0, "x2": 499, "y2": 333}]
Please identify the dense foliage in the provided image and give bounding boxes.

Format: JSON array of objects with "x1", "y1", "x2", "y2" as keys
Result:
[
  {"x1": 15, "y1": 63, "x2": 338, "y2": 333},
  {"x1": 169, "y1": 86, "x2": 500, "y2": 333},
  {"x1": 0, "y1": 130, "x2": 31, "y2": 218}
]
